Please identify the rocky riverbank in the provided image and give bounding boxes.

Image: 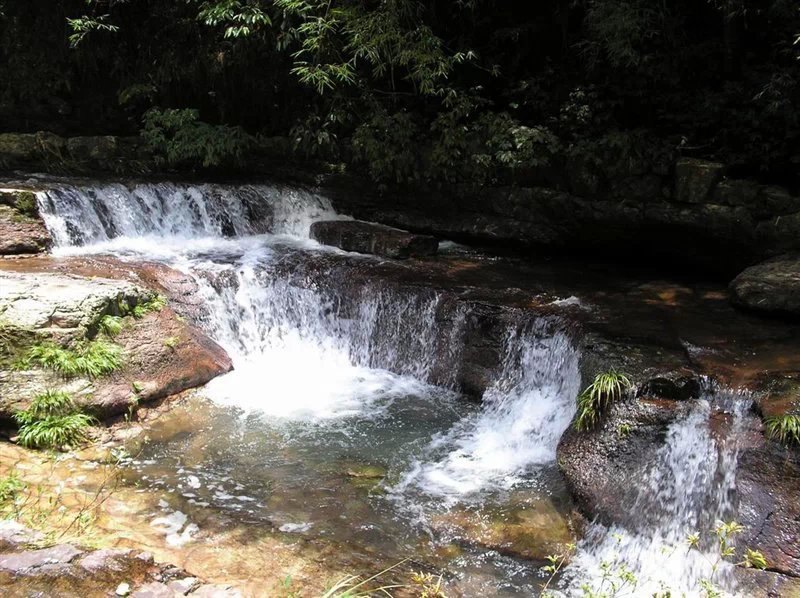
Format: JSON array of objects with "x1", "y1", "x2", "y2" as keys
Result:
[{"x1": 0, "y1": 177, "x2": 798, "y2": 596}]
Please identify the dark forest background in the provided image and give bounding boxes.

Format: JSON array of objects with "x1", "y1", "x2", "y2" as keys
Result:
[{"x1": 1, "y1": 0, "x2": 798, "y2": 188}]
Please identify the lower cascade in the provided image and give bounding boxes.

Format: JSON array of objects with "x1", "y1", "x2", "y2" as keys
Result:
[{"x1": 4, "y1": 180, "x2": 769, "y2": 595}]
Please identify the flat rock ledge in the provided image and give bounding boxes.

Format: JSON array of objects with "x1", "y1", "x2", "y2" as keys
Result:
[
  {"x1": 0, "y1": 520, "x2": 241, "y2": 598},
  {"x1": 730, "y1": 254, "x2": 800, "y2": 316},
  {"x1": 0, "y1": 268, "x2": 232, "y2": 421},
  {"x1": 310, "y1": 219, "x2": 438, "y2": 259}
]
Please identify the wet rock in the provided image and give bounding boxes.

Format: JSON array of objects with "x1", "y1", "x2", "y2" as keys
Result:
[
  {"x1": 190, "y1": 584, "x2": 243, "y2": 597},
  {"x1": 130, "y1": 582, "x2": 175, "y2": 598},
  {"x1": 0, "y1": 133, "x2": 39, "y2": 163},
  {"x1": 557, "y1": 397, "x2": 687, "y2": 523},
  {"x1": 730, "y1": 254, "x2": 800, "y2": 316},
  {"x1": 712, "y1": 178, "x2": 760, "y2": 207},
  {"x1": 0, "y1": 268, "x2": 232, "y2": 421},
  {"x1": 310, "y1": 219, "x2": 438, "y2": 259},
  {"x1": 736, "y1": 432, "x2": 800, "y2": 577},
  {"x1": 0, "y1": 544, "x2": 83, "y2": 573},
  {"x1": 167, "y1": 577, "x2": 200, "y2": 595},
  {"x1": 674, "y1": 158, "x2": 725, "y2": 204},
  {"x1": 0, "y1": 205, "x2": 50, "y2": 255}
]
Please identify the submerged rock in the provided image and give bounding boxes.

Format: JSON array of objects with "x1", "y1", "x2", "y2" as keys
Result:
[
  {"x1": 430, "y1": 495, "x2": 577, "y2": 561},
  {"x1": 730, "y1": 254, "x2": 800, "y2": 316},
  {"x1": 310, "y1": 219, "x2": 438, "y2": 259}
]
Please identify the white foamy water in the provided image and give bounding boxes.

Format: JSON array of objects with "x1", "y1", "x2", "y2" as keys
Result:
[
  {"x1": 34, "y1": 179, "x2": 751, "y2": 595},
  {"x1": 565, "y1": 394, "x2": 746, "y2": 596},
  {"x1": 394, "y1": 327, "x2": 580, "y2": 500}
]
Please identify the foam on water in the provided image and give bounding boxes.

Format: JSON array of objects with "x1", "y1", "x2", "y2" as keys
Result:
[
  {"x1": 35, "y1": 179, "x2": 750, "y2": 595},
  {"x1": 394, "y1": 326, "x2": 580, "y2": 500},
  {"x1": 564, "y1": 393, "x2": 746, "y2": 596}
]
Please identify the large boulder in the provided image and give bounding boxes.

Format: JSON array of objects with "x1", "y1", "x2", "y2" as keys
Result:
[
  {"x1": 730, "y1": 254, "x2": 800, "y2": 316},
  {"x1": 310, "y1": 219, "x2": 438, "y2": 259},
  {"x1": 0, "y1": 270, "x2": 232, "y2": 421}
]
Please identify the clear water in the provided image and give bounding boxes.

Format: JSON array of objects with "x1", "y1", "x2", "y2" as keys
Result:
[
  {"x1": 37, "y1": 182, "x2": 582, "y2": 595},
  {"x1": 35, "y1": 181, "x2": 748, "y2": 596}
]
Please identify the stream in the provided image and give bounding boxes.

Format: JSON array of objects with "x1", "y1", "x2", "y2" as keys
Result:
[{"x1": 33, "y1": 181, "x2": 749, "y2": 596}]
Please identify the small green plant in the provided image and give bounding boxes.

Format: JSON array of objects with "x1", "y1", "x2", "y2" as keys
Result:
[
  {"x1": 763, "y1": 414, "x2": 800, "y2": 446},
  {"x1": 163, "y1": 336, "x2": 180, "y2": 349},
  {"x1": 14, "y1": 390, "x2": 95, "y2": 450},
  {"x1": 21, "y1": 340, "x2": 123, "y2": 378},
  {"x1": 13, "y1": 191, "x2": 38, "y2": 218},
  {"x1": 132, "y1": 295, "x2": 167, "y2": 319},
  {"x1": 616, "y1": 423, "x2": 632, "y2": 438},
  {"x1": 98, "y1": 314, "x2": 123, "y2": 338},
  {"x1": 0, "y1": 473, "x2": 25, "y2": 506},
  {"x1": 575, "y1": 370, "x2": 632, "y2": 431},
  {"x1": 321, "y1": 560, "x2": 409, "y2": 597}
]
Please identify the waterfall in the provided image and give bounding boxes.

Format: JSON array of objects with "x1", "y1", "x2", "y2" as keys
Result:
[
  {"x1": 394, "y1": 324, "x2": 580, "y2": 501},
  {"x1": 36, "y1": 182, "x2": 340, "y2": 249},
  {"x1": 31, "y1": 179, "x2": 758, "y2": 595},
  {"x1": 564, "y1": 392, "x2": 747, "y2": 596}
]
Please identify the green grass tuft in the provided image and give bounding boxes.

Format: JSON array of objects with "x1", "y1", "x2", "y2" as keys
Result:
[
  {"x1": 764, "y1": 414, "x2": 800, "y2": 446},
  {"x1": 98, "y1": 314, "x2": 123, "y2": 338},
  {"x1": 14, "y1": 191, "x2": 39, "y2": 218},
  {"x1": 575, "y1": 370, "x2": 632, "y2": 431},
  {"x1": 132, "y1": 295, "x2": 167, "y2": 319},
  {"x1": 15, "y1": 414, "x2": 94, "y2": 450},
  {"x1": 22, "y1": 340, "x2": 123, "y2": 378},
  {"x1": 14, "y1": 390, "x2": 95, "y2": 450},
  {"x1": 0, "y1": 472, "x2": 24, "y2": 506}
]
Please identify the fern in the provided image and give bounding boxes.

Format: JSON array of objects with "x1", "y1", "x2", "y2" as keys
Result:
[
  {"x1": 764, "y1": 414, "x2": 800, "y2": 446},
  {"x1": 16, "y1": 414, "x2": 94, "y2": 450},
  {"x1": 23, "y1": 340, "x2": 123, "y2": 378},
  {"x1": 14, "y1": 390, "x2": 95, "y2": 450},
  {"x1": 575, "y1": 370, "x2": 632, "y2": 431},
  {"x1": 98, "y1": 314, "x2": 123, "y2": 337},
  {"x1": 131, "y1": 295, "x2": 167, "y2": 319}
]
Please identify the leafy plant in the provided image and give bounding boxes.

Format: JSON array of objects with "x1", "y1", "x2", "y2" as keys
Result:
[
  {"x1": 98, "y1": 314, "x2": 123, "y2": 338},
  {"x1": 163, "y1": 336, "x2": 180, "y2": 349},
  {"x1": 14, "y1": 390, "x2": 95, "y2": 450},
  {"x1": 321, "y1": 559, "x2": 409, "y2": 597},
  {"x1": 575, "y1": 370, "x2": 632, "y2": 431},
  {"x1": 13, "y1": 191, "x2": 38, "y2": 218},
  {"x1": 132, "y1": 295, "x2": 167, "y2": 318},
  {"x1": 764, "y1": 414, "x2": 800, "y2": 446},
  {"x1": 141, "y1": 108, "x2": 253, "y2": 169},
  {"x1": 67, "y1": 14, "x2": 119, "y2": 48},
  {"x1": 0, "y1": 473, "x2": 24, "y2": 506},
  {"x1": 22, "y1": 340, "x2": 123, "y2": 378}
]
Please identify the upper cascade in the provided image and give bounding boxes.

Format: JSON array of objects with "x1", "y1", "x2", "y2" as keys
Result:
[{"x1": 35, "y1": 182, "x2": 339, "y2": 247}]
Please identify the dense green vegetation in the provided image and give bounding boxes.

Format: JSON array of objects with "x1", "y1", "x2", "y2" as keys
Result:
[{"x1": 0, "y1": 1, "x2": 798, "y2": 187}]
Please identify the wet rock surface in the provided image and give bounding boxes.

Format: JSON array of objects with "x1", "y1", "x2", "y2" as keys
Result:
[
  {"x1": 0, "y1": 189, "x2": 50, "y2": 255},
  {"x1": 310, "y1": 219, "x2": 438, "y2": 259},
  {"x1": 730, "y1": 254, "x2": 800, "y2": 316},
  {"x1": 0, "y1": 267, "x2": 232, "y2": 421},
  {"x1": 0, "y1": 521, "x2": 242, "y2": 598}
]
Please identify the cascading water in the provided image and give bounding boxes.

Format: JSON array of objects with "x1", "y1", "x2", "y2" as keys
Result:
[
  {"x1": 31, "y1": 179, "x2": 750, "y2": 596},
  {"x1": 564, "y1": 391, "x2": 747, "y2": 596},
  {"x1": 36, "y1": 181, "x2": 582, "y2": 490}
]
